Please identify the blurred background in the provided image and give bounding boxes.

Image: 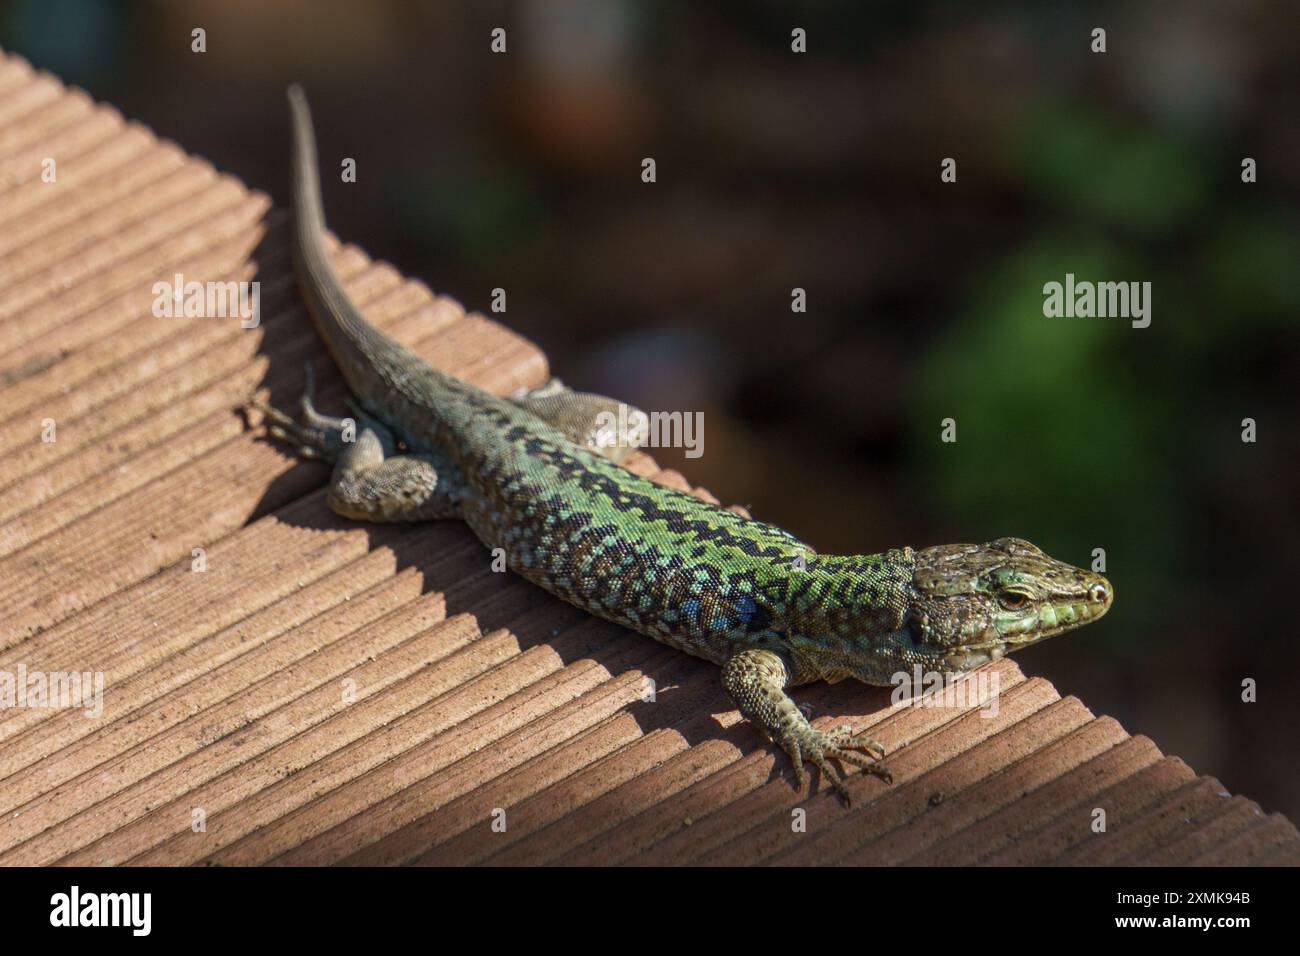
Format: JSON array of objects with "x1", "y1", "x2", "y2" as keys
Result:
[{"x1": 3, "y1": 0, "x2": 1297, "y2": 818}]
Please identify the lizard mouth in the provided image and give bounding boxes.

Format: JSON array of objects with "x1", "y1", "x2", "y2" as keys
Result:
[{"x1": 941, "y1": 590, "x2": 1112, "y2": 671}]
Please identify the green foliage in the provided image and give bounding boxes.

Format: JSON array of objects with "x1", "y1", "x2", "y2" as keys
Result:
[
  {"x1": 912, "y1": 240, "x2": 1180, "y2": 642},
  {"x1": 400, "y1": 164, "x2": 544, "y2": 265},
  {"x1": 1199, "y1": 208, "x2": 1300, "y2": 328},
  {"x1": 912, "y1": 97, "x2": 1300, "y2": 648},
  {"x1": 1022, "y1": 101, "x2": 1211, "y2": 233}
]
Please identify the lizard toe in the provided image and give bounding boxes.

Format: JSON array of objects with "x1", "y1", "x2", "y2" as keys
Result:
[
  {"x1": 778, "y1": 734, "x2": 807, "y2": 792},
  {"x1": 827, "y1": 745, "x2": 893, "y2": 783},
  {"x1": 803, "y1": 746, "x2": 852, "y2": 805},
  {"x1": 824, "y1": 723, "x2": 887, "y2": 761},
  {"x1": 789, "y1": 724, "x2": 892, "y2": 801}
]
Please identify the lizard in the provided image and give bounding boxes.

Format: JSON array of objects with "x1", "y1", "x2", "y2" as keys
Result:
[{"x1": 252, "y1": 85, "x2": 1114, "y2": 804}]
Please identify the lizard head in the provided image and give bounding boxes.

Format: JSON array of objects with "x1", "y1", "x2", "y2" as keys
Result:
[
  {"x1": 770, "y1": 537, "x2": 1110, "y2": 685},
  {"x1": 903, "y1": 537, "x2": 1111, "y2": 673}
]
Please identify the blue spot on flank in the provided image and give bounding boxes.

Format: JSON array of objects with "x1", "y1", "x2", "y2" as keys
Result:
[
  {"x1": 681, "y1": 598, "x2": 701, "y2": 621},
  {"x1": 735, "y1": 595, "x2": 772, "y2": 632}
]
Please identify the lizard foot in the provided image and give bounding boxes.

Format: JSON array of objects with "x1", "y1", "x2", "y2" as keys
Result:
[
  {"x1": 780, "y1": 722, "x2": 891, "y2": 806},
  {"x1": 721, "y1": 648, "x2": 891, "y2": 807},
  {"x1": 249, "y1": 363, "x2": 351, "y2": 462}
]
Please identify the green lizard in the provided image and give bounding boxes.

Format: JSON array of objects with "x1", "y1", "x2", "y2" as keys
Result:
[{"x1": 254, "y1": 87, "x2": 1113, "y2": 803}]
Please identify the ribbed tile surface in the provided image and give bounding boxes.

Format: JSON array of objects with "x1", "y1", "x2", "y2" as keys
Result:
[{"x1": 1, "y1": 51, "x2": 1296, "y2": 866}]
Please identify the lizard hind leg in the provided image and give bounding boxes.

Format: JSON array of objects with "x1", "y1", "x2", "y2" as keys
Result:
[
  {"x1": 721, "y1": 648, "x2": 892, "y2": 805},
  {"x1": 326, "y1": 427, "x2": 466, "y2": 522},
  {"x1": 252, "y1": 366, "x2": 466, "y2": 522},
  {"x1": 251, "y1": 363, "x2": 353, "y2": 463},
  {"x1": 510, "y1": 377, "x2": 649, "y2": 463}
]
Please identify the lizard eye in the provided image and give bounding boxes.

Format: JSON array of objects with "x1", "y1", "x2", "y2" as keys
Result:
[
  {"x1": 998, "y1": 591, "x2": 1030, "y2": 610},
  {"x1": 998, "y1": 590, "x2": 1029, "y2": 613}
]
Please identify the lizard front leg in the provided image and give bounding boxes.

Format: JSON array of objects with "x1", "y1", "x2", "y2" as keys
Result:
[
  {"x1": 252, "y1": 371, "x2": 465, "y2": 522},
  {"x1": 721, "y1": 648, "x2": 891, "y2": 804}
]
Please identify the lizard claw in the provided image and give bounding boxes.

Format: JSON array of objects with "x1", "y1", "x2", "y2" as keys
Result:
[
  {"x1": 248, "y1": 370, "x2": 351, "y2": 463},
  {"x1": 780, "y1": 723, "x2": 891, "y2": 805},
  {"x1": 826, "y1": 722, "x2": 888, "y2": 762}
]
